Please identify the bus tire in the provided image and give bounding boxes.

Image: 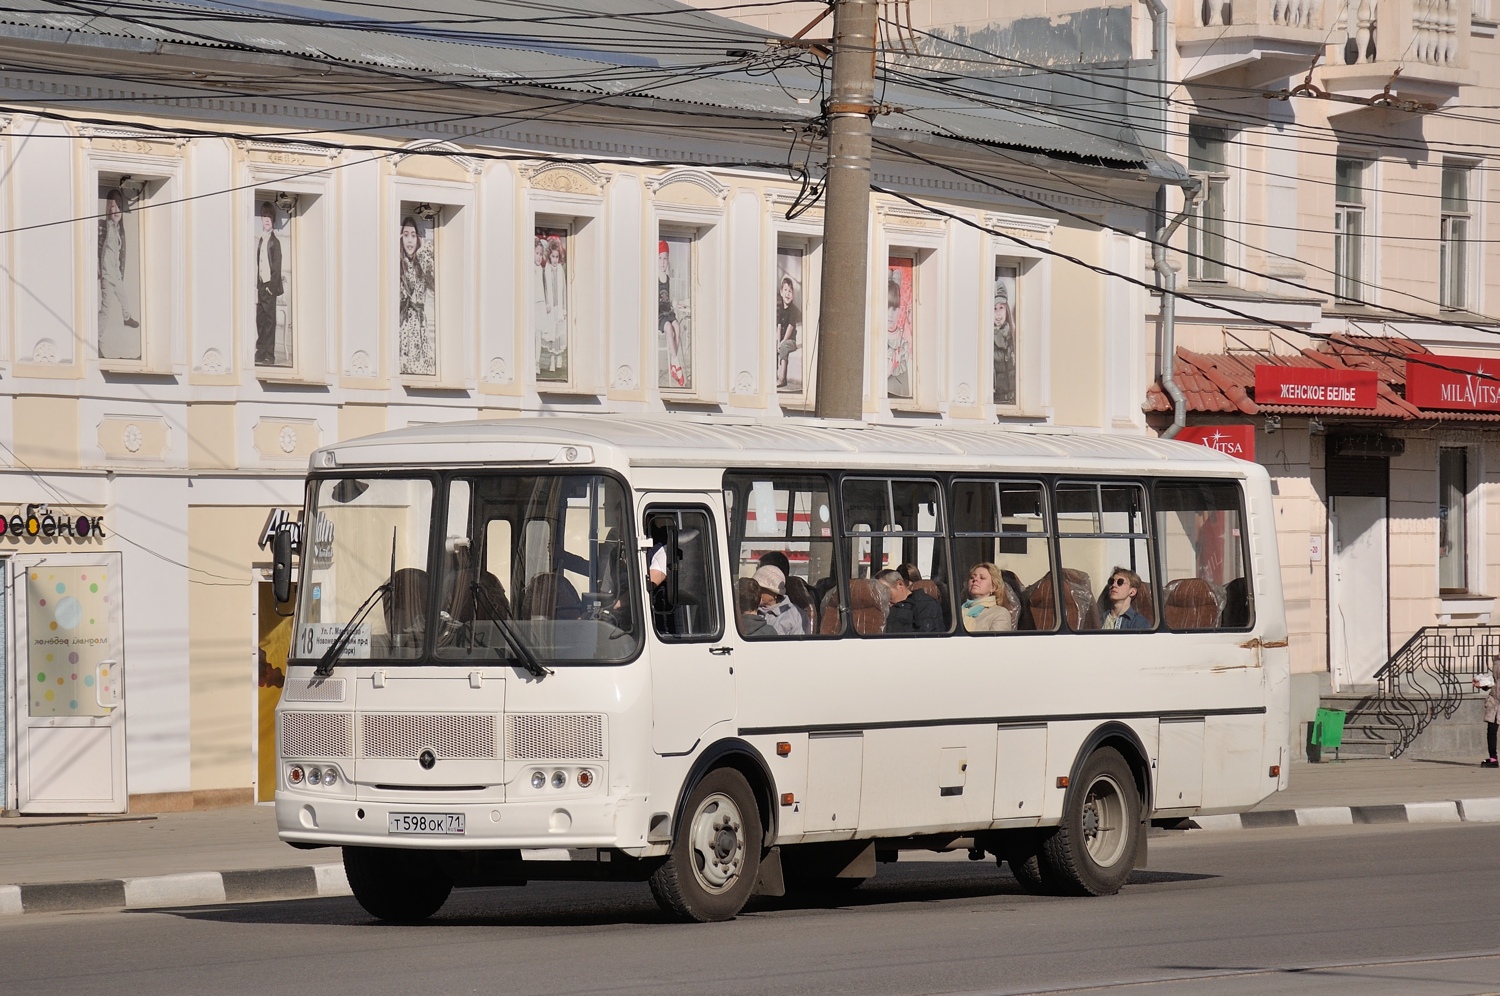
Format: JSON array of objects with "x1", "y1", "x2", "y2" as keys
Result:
[
  {"x1": 343, "y1": 846, "x2": 453, "y2": 922},
  {"x1": 1041, "y1": 747, "x2": 1141, "y2": 896},
  {"x1": 1000, "y1": 830, "x2": 1062, "y2": 895},
  {"x1": 650, "y1": 767, "x2": 763, "y2": 922}
]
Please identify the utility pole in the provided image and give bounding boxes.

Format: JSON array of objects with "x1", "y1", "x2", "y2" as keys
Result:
[{"x1": 814, "y1": 0, "x2": 878, "y2": 421}]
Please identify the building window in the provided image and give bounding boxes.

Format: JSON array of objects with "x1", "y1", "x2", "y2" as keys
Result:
[
  {"x1": 992, "y1": 260, "x2": 1019, "y2": 406},
  {"x1": 1334, "y1": 159, "x2": 1367, "y2": 304},
  {"x1": 657, "y1": 229, "x2": 695, "y2": 391},
  {"x1": 1187, "y1": 123, "x2": 1229, "y2": 282},
  {"x1": 533, "y1": 223, "x2": 571, "y2": 382},
  {"x1": 252, "y1": 194, "x2": 295, "y2": 368},
  {"x1": 397, "y1": 205, "x2": 440, "y2": 376},
  {"x1": 886, "y1": 253, "x2": 916, "y2": 400},
  {"x1": 1439, "y1": 447, "x2": 1468, "y2": 593},
  {"x1": 1441, "y1": 164, "x2": 1472, "y2": 311},
  {"x1": 97, "y1": 177, "x2": 146, "y2": 361}
]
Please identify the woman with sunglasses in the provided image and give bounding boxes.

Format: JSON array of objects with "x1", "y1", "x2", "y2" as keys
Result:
[{"x1": 1102, "y1": 567, "x2": 1151, "y2": 631}]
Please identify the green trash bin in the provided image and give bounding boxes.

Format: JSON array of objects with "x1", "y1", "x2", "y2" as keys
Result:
[{"x1": 1310, "y1": 707, "x2": 1345, "y2": 762}]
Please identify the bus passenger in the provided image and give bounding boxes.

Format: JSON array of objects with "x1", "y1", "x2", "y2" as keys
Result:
[
  {"x1": 876, "y1": 569, "x2": 943, "y2": 634},
  {"x1": 736, "y1": 577, "x2": 771, "y2": 638},
  {"x1": 758, "y1": 550, "x2": 792, "y2": 576},
  {"x1": 1102, "y1": 567, "x2": 1151, "y2": 631},
  {"x1": 752, "y1": 564, "x2": 806, "y2": 636},
  {"x1": 960, "y1": 563, "x2": 1014, "y2": 633}
]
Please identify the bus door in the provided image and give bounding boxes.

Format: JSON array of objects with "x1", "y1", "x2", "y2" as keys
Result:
[{"x1": 640, "y1": 498, "x2": 733, "y2": 755}]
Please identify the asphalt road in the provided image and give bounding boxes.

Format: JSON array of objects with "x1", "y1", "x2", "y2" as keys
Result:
[{"x1": 5, "y1": 823, "x2": 1500, "y2": 995}]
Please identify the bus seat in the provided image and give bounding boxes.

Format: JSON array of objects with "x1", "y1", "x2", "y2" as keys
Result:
[
  {"x1": 911, "y1": 579, "x2": 942, "y2": 604},
  {"x1": 477, "y1": 571, "x2": 511, "y2": 620},
  {"x1": 847, "y1": 578, "x2": 890, "y2": 635},
  {"x1": 1163, "y1": 577, "x2": 1225, "y2": 629},
  {"x1": 995, "y1": 575, "x2": 1023, "y2": 629},
  {"x1": 385, "y1": 567, "x2": 430, "y2": 639},
  {"x1": 1026, "y1": 570, "x2": 1097, "y2": 631},
  {"x1": 1222, "y1": 577, "x2": 1251, "y2": 628},
  {"x1": 1131, "y1": 584, "x2": 1156, "y2": 628},
  {"x1": 784, "y1": 575, "x2": 819, "y2": 634},
  {"x1": 522, "y1": 572, "x2": 583, "y2": 621},
  {"x1": 1000, "y1": 570, "x2": 1035, "y2": 630},
  {"x1": 818, "y1": 585, "x2": 842, "y2": 634}
]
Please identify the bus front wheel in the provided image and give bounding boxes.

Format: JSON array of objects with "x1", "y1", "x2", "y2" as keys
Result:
[
  {"x1": 650, "y1": 767, "x2": 763, "y2": 922},
  {"x1": 1042, "y1": 747, "x2": 1141, "y2": 896},
  {"x1": 343, "y1": 846, "x2": 453, "y2": 922}
]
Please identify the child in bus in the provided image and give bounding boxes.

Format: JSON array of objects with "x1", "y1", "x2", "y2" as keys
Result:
[
  {"x1": 960, "y1": 563, "x2": 1013, "y2": 632},
  {"x1": 737, "y1": 577, "x2": 771, "y2": 639},
  {"x1": 752, "y1": 564, "x2": 805, "y2": 636},
  {"x1": 1101, "y1": 567, "x2": 1152, "y2": 631}
]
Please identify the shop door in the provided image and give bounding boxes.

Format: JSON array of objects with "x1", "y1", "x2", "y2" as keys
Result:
[
  {"x1": 1329, "y1": 496, "x2": 1388, "y2": 689},
  {"x1": 12, "y1": 555, "x2": 127, "y2": 813}
]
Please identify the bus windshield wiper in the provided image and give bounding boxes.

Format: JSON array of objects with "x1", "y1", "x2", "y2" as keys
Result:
[
  {"x1": 314, "y1": 529, "x2": 395, "y2": 678},
  {"x1": 471, "y1": 581, "x2": 551, "y2": 679}
]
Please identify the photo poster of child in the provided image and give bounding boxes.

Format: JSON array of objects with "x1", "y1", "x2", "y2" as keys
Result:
[
  {"x1": 886, "y1": 255, "x2": 914, "y2": 399},
  {"x1": 775, "y1": 247, "x2": 805, "y2": 393},
  {"x1": 534, "y1": 226, "x2": 569, "y2": 381},
  {"x1": 657, "y1": 232, "x2": 693, "y2": 390}
]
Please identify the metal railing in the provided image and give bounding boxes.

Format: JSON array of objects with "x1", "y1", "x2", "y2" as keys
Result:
[{"x1": 1368, "y1": 624, "x2": 1500, "y2": 757}]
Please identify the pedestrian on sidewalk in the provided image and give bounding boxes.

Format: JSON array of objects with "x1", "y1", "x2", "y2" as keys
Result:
[{"x1": 1479, "y1": 657, "x2": 1500, "y2": 768}]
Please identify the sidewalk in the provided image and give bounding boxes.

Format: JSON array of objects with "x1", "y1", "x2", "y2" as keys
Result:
[{"x1": 3, "y1": 758, "x2": 1499, "y2": 915}]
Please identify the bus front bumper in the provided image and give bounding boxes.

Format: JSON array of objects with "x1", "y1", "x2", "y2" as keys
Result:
[{"x1": 275, "y1": 792, "x2": 634, "y2": 850}]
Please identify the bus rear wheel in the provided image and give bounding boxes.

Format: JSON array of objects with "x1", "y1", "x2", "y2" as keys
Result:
[
  {"x1": 343, "y1": 846, "x2": 453, "y2": 922},
  {"x1": 1041, "y1": 747, "x2": 1141, "y2": 896},
  {"x1": 650, "y1": 767, "x2": 763, "y2": 922}
]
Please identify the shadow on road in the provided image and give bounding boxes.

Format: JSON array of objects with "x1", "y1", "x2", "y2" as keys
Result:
[{"x1": 145, "y1": 860, "x2": 1218, "y2": 929}]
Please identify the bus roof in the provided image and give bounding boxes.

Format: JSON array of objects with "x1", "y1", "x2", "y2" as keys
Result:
[{"x1": 314, "y1": 416, "x2": 1258, "y2": 479}]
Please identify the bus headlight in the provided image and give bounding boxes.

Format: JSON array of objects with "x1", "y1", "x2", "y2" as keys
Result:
[
  {"x1": 321, "y1": 768, "x2": 338, "y2": 786},
  {"x1": 288, "y1": 765, "x2": 305, "y2": 785},
  {"x1": 551, "y1": 770, "x2": 568, "y2": 789},
  {"x1": 576, "y1": 769, "x2": 594, "y2": 789},
  {"x1": 531, "y1": 770, "x2": 546, "y2": 790}
]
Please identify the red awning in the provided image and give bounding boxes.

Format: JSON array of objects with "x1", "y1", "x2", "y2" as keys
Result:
[{"x1": 1144, "y1": 335, "x2": 1500, "y2": 422}]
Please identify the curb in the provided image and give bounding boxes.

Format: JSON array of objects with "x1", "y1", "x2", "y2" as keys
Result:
[
  {"x1": 0, "y1": 862, "x2": 350, "y2": 916},
  {"x1": 1189, "y1": 796, "x2": 1500, "y2": 831}
]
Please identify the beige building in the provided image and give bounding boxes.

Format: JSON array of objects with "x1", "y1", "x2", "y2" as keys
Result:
[{"x1": 0, "y1": 2, "x2": 1174, "y2": 811}]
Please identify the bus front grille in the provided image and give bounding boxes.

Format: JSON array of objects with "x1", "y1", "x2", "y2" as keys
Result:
[
  {"x1": 281, "y1": 712, "x2": 352, "y2": 757},
  {"x1": 506, "y1": 713, "x2": 605, "y2": 760},
  {"x1": 361, "y1": 713, "x2": 498, "y2": 759}
]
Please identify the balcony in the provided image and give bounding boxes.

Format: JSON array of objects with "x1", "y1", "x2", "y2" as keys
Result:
[
  {"x1": 1317, "y1": 0, "x2": 1476, "y2": 111},
  {"x1": 1177, "y1": 0, "x2": 1331, "y2": 86}
]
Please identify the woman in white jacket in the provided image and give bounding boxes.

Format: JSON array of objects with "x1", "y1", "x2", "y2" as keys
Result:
[{"x1": 1481, "y1": 658, "x2": 1500, "y2": 768}]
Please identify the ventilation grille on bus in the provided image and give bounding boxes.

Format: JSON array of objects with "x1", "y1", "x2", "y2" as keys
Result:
[
  {"x1": 506, "y1": 714, "x2": 605, "y2": 760},
  {"x1": 282, "y1": 678, "x2": 346, "y2": 703},
  {"x1": 281, "y1": 712, "x2": 352, "y2": 757},
  {"x1": 361, "y1": 713, "x2": 498, "y2": 759}
]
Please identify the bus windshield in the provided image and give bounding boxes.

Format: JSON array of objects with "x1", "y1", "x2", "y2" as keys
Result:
[{"x1": 291, "y1": 472, "x2": 641, "y2": 666}]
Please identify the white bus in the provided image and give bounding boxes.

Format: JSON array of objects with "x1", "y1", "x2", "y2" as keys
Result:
[{"x1": 274, "y1": 416, "x2": 1288, "y2": 922}]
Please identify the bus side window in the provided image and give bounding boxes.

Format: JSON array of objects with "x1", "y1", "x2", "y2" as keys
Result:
[
  {"x1": 645, "y1": 507, "x2": 724, "y2": 642},
  {"x1": 951, "y1": 479, "x2": 1054, "y2": 632},
  {"x1": 1154, "y1": 480, "x2": 1253, "y2": 631},
  {"x1": 1055, "y1": 482, "x2": 1156, "y2": 632},
  {"x1": 722, "y1": 473, "x2": 837, "y2": 638},
  {"x1": 842, "y1": 477, "x2": 951, "y2": 636}
]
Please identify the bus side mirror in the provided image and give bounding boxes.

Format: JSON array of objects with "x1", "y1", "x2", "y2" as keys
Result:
[
  {"x1": 674, "y1": 526, "x2": 704, "y2": 607},
  {"x1": 272, "y1": 528, "x2": 294, "y2": 605}
]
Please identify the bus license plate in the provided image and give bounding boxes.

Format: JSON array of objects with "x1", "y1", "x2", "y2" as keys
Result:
[{"x1": 388, "y1": 813, "x2": 466, "y2": 835}]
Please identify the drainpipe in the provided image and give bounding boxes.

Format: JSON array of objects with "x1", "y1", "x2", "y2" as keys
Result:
[
  {"x1": 1141, "y1": 0, "x2": 1195, "y2": 439},
  {"x1": 1155, "y1": 196, "x2": 1196, "y2": 439}
]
